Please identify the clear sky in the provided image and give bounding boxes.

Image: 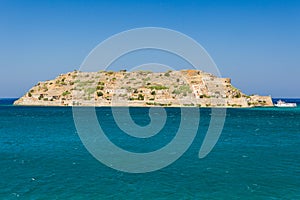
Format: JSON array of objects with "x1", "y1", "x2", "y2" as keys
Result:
[{"x1": 0, "y1": 0, "x2": 299, "y2": 98}]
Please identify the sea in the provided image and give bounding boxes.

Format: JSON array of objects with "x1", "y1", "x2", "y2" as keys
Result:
[{"x1": 0, "y1": 98, "x2": 299, "y2": 199}]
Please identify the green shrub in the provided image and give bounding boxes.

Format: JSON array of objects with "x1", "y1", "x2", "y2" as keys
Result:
[
  {"x1": 43, "y1": 85, "x2": 48, "y2": 92},
  {"x1": 172, "y1": 89, "x2": 181, "y2": 95},
  {"x1": 97, "y1": 86, "x2": 104, "y2": 90},
  {"x1": 85, "y1": 88, "x2": 96, "y2": 95},
  {"x1": 138, "y1": 94, "x2": 144, "y2": 100},
  {"x1": 97, "y1": 91, "x2": 103, "y2": 97},
  {"x1": 148, "y1": 85, "x2": 169, "y2": 90},
  {"x1": 62, "y1": 91, "x2": 71, "y2": 96},
  {"x1": 179, "y1": 85, "x2": 192, "y2": 93},
  {"x1": 235, "y1": 93, "x2": 241, "y2": 98},
  {"x1": 77, "y1": 81, "x2": 94, "y2": 87},
  {"x1": 201, "y1": 94, "x2": 211, "y2": 98}
]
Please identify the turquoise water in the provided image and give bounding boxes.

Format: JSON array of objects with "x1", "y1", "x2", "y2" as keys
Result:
[{"x1": 0, "y1": 99, "x2": 300, "y2": 199}]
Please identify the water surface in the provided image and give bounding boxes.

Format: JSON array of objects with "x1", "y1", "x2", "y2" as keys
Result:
[{"x1": 0, "y1": 99, "x2": 299, "y2": 199}]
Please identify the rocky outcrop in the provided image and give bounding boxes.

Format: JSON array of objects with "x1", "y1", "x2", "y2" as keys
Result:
[{"x1": 14, "y1": 70, "x2": 273, "y2": 107}]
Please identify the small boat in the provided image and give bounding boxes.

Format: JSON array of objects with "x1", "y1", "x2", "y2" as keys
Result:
[{"x1": 274, "y1": 100, "x2": 297, "y2": 107}]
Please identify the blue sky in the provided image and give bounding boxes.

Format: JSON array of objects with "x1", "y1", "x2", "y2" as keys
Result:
[{"x1": 0, "y1": 0, "x2": 299, "y2": 97}]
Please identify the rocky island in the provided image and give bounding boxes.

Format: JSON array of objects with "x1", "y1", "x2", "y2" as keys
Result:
[{"x1": 14, "y1": 70, "x2": 273, "y2": 107}]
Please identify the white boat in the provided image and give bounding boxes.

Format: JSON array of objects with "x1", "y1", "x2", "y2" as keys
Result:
[{"x1": 274, "y1": 100, "x2": 297, "y2": 107}]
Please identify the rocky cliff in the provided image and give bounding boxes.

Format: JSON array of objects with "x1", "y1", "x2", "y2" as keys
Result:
[{"x1": 14, "y1": 70, "x2": 273, "y2": 107}]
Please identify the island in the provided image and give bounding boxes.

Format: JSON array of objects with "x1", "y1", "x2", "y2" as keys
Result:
[{"x1": 14, "y1": 70, "x2": 273, "y2": 107}]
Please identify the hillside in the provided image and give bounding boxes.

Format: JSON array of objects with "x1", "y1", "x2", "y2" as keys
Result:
[{"x1": 14, "y1": 70, "x2": 273, "y2": 107}]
